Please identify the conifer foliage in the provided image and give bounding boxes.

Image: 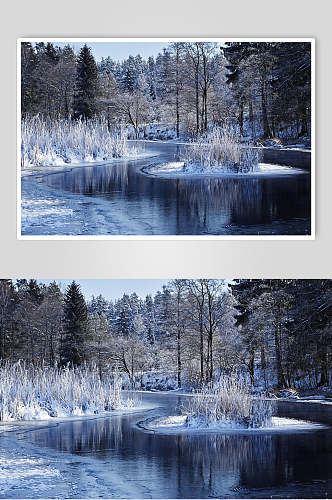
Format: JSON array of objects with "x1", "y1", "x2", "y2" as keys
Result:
[
  {"x1": 1, "y1": 279, "x2": 329, "y2": 392},
  {"x1": 61, "y1": 281, "x2": 89, "y2": 366},
  {"x1": 74, "y1": 44, "x2": 98, "y2": 119},
  {"x1": 21, "y1": 41, "x2": 312, "y2": 142}
]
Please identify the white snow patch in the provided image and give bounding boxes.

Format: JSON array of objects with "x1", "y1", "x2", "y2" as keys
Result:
[
  {"x1": 143, "y1": 161, "x2": 306, "y2": 178},
  {"x1": 21, "y1": 151, "x2": 154, "y2": 177},
  {"x1": 298, "y1": 398, "x2": 332, "y2": 405},
  {"x1": 142, "y1": 415, "x2": 327, "y2": 434}
]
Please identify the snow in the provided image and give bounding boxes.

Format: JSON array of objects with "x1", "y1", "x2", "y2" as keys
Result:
[
  {"x1": 128, "y1": 123, "x2": 178, "y2": 141},
  {"x1": 21, "y1": 174, "x2": 147, "y2": 236},
  {"x1": 0, "y1": 422, "x2": 144, "y2": 497},
  {"x1": 21, "y1": 152, "x2": 158, "y2": 236},
  {"x1": 133, "y1": 138, "x2": 311, "y2": 153},
  {"x1": 21, "y1": 151, "x2": 154, "y2": 177},
  {"x1": 0, "y1": 443, "x2": 62, "y2": 496},
  {"x1": 141, "y1": 415, "x2": 327, "y2": 434},
  {"x1": 298, "y1": 398, "x2": 332, "y2": 405},
  {"x1": 0, "y1": 403, "x2": 156, "y2": 498},
  {"x1": 142, "y1": 161, "x2": 306, "y2": 178}
]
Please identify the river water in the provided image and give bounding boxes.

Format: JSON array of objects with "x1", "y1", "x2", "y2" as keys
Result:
[
  {"x1": 35, "y1": 142, "x2": 311, "y2": 236},
  {"x1": 12, "y1": 392, "x2": 332, "y2": 498}
]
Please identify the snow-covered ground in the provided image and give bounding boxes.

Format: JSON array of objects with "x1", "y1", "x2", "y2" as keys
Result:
[
  {"x1": 140, "y1": 414, "x2": 327, "y2": 434},
  {"x1": 20, "y1": 152, "x2": 158, "y2": 236},
  {"x1": 20, "y1": 141, "x2": 310, "y2": 236},
  {"x1": 0, "y1": 407, "x2": 152, "y2": 499},
  {"x1": 292, "y1": 397, "x2": 332, "y2": 405},
  {"x1": 132, "y1": 138, "x2": 311, "y2": 153},
  {"x1": 21, "y1": 178, "x2": 160, "y2": 236},
  {"x1": 142, "y1": 161, "x2": 306, "y2": 178},
  {"x1": 0, "y1": 393, "x2": 329, "y2": 498},
  {"x1": 21, "y1": 148, "x2": 154, "y2": 178}
]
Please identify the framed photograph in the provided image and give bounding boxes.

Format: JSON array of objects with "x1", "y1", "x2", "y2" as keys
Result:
[{"x1": 17, "y1": 38, "x2": 315, "y2": 240}]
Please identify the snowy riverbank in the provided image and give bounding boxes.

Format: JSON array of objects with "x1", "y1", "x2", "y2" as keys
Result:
[
  {"x1": 20, "y1": 152, "x2": 156, "y2": 236},
  {"x1": 139, "y1": 414, "x2": 327, "y2": 434},
  {"x1": 0, "y1": 405, "x2": 153, "y2": 499},
  {"x1": 132, "y1": 138, "x2": 312, "y2": 153},
  {"x1": 141, "y1": 161, "x2": 307, "y2": 178},
  {"x1": 0, "y1": 391, "x2": 329, "y2": 498}
]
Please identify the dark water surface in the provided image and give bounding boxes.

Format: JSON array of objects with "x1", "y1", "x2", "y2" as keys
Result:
[
  {"x1": 17, "y1": 393, "x2": 332, "y2": 498},
  {"x1": 37, "y1": 143, "x2": 311, "y2": 235}
]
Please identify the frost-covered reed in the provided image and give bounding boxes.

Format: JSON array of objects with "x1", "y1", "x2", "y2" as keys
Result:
[
  {"x1": 181, "y1": 126, "x2": 260, "y2": 173},
  {"x1": 181, "y1": 376, "x2": 272, "y2": 428},
  {"x1": 21, "y1": 115, "x2": 128, "y2": 168},
  {"x1": 0, "y1": 362, "x2": 132, "y2": 421}
]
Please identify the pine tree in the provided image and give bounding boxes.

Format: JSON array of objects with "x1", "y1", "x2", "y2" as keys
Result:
[
  {"x1": 73, "y1": 44, "x2": 98, "y2": 119},
  {"x1": 21, "y1": 42, "x2": 38, "y2": 114},
  {"x1": 60, "y1": 281, "x2": 88, "y2": 366},
  {"x1": 121, "y1": 55, "x2": 137, "y2": 93},
  {"x1": 0, "y1": 280, "x2": 17, "y2": 360},
  {"x1": 45, "y1": 42, "x2": 59, "y2": 65}
]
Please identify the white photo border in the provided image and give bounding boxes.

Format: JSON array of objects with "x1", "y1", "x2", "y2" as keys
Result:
[{"x1": 17, "y1": 37, "x2": 316, "y2": 241}]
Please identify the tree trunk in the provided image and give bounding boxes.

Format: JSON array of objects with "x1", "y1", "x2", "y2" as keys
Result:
[
  {"x1": 177, "y1": 329, "x2": 181, "y2": 388},
  {"x1": 261, "y1": 80, "x2": 271, "y2": 138},
  {"x1": 195, "y1": 72, "x2": 200, "y2": 136},
  {"x1": 176, "y1": 87, "x2": 180, "y2": 138},
  {"x1": 274, "y1": 321, "x2": 286, "y2": 388},
  {"x1": 238, "y1": 101, "x2": 244, "y2": 136},
  {"x1": 248, "y1": 351, "x2": 255, "y2": 385},
  {"x1": 175, "y1": 47, "x2": 180, "y2": 138},
  {"x1": 249, "y1": 99, "x2": 255, "y2": 139},
  {"x1": 199, "y1": 313, "x2": 204, "y2": 383}
]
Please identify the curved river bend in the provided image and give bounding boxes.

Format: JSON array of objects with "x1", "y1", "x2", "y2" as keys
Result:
[
  {"x1": 25, "y1": 142, "x2": 311, "y2": 236},
  {"x1": 10, "y1": 392, "x2": 332, "y2": 498}
]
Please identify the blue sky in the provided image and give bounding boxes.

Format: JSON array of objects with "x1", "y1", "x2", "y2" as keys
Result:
[
  {"x1": 54, "y1": 42, "x2": 168, "y2": 62},
  {"x1": 38, "y1": 279, "x2": 169, "y2": 301}
]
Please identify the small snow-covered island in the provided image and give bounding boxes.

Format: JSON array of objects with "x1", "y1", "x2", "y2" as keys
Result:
[
  {"x1": 0, "y1": 278, "x2": 331, "y2": 498},
  {"x1": 20, "y1": 40, "x2": 312, "y2": 236}
]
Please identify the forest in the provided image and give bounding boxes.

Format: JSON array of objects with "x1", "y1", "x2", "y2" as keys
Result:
[
  {"x1": 21, "y1": 41, "x2": 311, "y2": 142},
  {"x1": 0, "y1": 279, "x2": 330, "y2": 393}
]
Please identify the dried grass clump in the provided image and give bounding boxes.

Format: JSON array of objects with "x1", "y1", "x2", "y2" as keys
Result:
[
  {"x1": 181, "y1": 126, "x2": 261, "y2": 173},
  {"x1": 181, "y1": 376, "x2": 272, "y2": 428},
  {"x1": 0, "y1": 362, "x2": 132, "y2": 421},
  {"x1": 21, "y1": 115, "x2": 128, "y2": 168}
]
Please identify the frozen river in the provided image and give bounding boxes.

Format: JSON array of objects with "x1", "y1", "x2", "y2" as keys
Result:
[
  {"x1": 0, "y1": 392, "x2": 331, "y2": 498},
  {"x1": 21, "y1": 143, "x2": 311, "y2": 236}
]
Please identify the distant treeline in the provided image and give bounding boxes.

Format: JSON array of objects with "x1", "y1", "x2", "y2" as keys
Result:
[
  {"x1": 0, "y1": 279, "x2": 330, "y2": 391},
  {"x1": 21, "y1": 41, "x2": 311, "y2": 140}
]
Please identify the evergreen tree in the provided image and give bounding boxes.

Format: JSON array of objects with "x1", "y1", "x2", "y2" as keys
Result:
[
  {"x1": 121, "y1": 55, "x2": 137, "y2": 93},
  {"x1": 21, "y1": 42, "x2": 38, "y2": 114},
  {"x1": 27, "y1": 279, "x2": 44, "y2": 305},
  {"x1": 73, "y1": 44, "x2": 98, "y2": 118},
  {"x1": 0, "y1": 280, "x2": 17, "y2": 360},
  {"x1": 61, "y1": 281, "x2": 88, "y2": 366},
  {"x1": 45, "y1": 42, "x2": 59, "y2": 65}
]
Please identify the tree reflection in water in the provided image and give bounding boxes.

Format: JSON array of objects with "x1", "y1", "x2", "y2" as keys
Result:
[
  {"x1": 43, "y1": 152, "x2": 310, "y2": 235},
  {"x1": 23, "y1": 402, "x2": 332, "y2": 499}
]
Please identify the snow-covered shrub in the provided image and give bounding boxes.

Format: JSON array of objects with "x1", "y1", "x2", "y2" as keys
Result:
[
  {"x1": 180, "y1": 376, "x2": 272, "y2": 428},
  {"x1": 21, "y1": 115, "x2": 128, "y2": 168},
  {"x1": 0, "y1": 362, "x2": 132, "y2": 421},
  {"x1": 271, "y1": 388, "x2": 299, "y2": 400},
  {"x1": 181, "y1": 126, "x2": 261, "y2": 173}
]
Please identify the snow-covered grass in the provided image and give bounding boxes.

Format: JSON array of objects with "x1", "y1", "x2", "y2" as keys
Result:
[
  {"x1": 180, "y1": 377, "x2": 272, "y2": 429},
  {"x1": 21, "y1": 116, "x2": 128, "y2": 168},
  {"x1": 0, "y1": 362, "x2": 134, "y2": 421},
  {"x1": 141, "y1": 414, "x2": 326, "y2": 434},
  {"x1": 143, "y1": 161, "x2": 305, "y2": 178},
  {"x1": 181, "y1": 126, "x2": 261, "y2": 173}
]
